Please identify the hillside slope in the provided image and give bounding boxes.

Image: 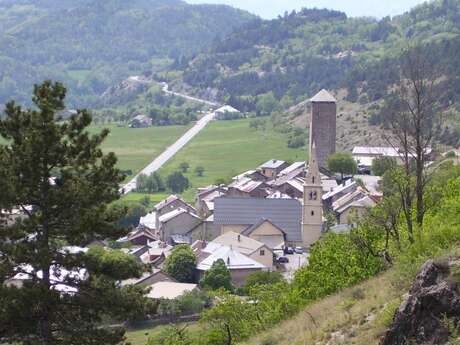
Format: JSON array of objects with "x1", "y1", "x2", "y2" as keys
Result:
[
  {"x1": 164, "y1": 0, "x2": 460, "y2": 147},
  {"x1": 0, "y1": 0, "x2": 255, "y2": 107},
  {"x1": 242, "y1": 248, "x2": 460, "y2": 345}
]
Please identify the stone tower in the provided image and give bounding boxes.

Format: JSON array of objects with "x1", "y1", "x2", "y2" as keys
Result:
[
  {"x1": 310, "y1": 89, "x2": 337, "y2": 169},
  {"x1": 302, "y1": 141, "x2": 323, "y2": 247}
]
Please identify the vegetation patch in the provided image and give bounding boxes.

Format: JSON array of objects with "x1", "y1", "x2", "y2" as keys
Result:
[{"x1": 157, "y1": 119, "x2": 305, "y2": 201}]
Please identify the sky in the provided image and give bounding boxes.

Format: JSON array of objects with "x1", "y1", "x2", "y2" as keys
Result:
[{"x1": 185, "y1": 0, "x2": 428, "y2": 19}]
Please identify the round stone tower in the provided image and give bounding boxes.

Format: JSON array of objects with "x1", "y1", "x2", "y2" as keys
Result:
[{"x1": 309, "y1": 89, "x2": 337, "y2": 169}]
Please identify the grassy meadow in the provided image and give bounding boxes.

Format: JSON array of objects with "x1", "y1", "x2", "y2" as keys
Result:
[
  {"x1": 88, "y1": 124, "x2": 190, "y2": 178},
  {"x1": 156, "y1": 119, "x2": 306, "y2": 201}
]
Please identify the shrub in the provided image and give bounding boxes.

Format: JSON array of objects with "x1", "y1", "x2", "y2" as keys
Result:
[
  {"x1": 195, "y1": 166, "x2": 205, "y2": 177},
  {"x1": 164, "y1": 245, "x2": 197, "y2": 283},
  {"x1": 179, "y1": 162, "x2": 190, "y2": 173},
  {"x1": 166, "y1": 171, "x2": 190, "y2": 193},
  {"x1": 200, "y1": 259, "x2": 233, "y2": 292},
  {"x1": 244, "y1": 271, "x2": 285, "y2": 293}
]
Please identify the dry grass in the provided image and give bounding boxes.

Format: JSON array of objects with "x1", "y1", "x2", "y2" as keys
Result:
[{"x1": 241, "y1": 269, "x2": 409, "y2": 345}]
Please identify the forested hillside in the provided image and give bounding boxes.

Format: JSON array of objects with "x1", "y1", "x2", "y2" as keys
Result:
[
  {"x1": 0, "y1": 0, "x2": 254, "y2": 107},
  {"x1": 164, "y1": 0, "x2": 460, "y2": 147}
]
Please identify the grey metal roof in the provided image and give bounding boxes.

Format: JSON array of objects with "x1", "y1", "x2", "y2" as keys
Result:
[
  {"x1": 214, "y1": 197, "x2": 302, "y2": 242},
  {"x1": 310, "y1": 89, "x2": 337, "y2": 103},
  {"x1": 259, "y1": 159, "x2": 287, "y2": 169}
]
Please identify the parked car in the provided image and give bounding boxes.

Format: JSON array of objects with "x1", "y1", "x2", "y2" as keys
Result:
[
  {"x1": 294, "y1": 247, "x2": 303, "y2": 254},
  {"x1": 284, "y1": 247, "x2": 294, "y2": 255},
  {"x1": 277, "y1": 256, "x2": 289, "y2": 264}
]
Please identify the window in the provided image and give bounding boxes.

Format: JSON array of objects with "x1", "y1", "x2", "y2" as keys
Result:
[
  {"x1": 312, "y1": 176, "x2": 315, "y2": 184},
  {"x1": 260, "y1": 249, "x2": 265, "y2": 256},
  {"x1": 311, "y1": 211, "x2": 315, "y2": 216}
]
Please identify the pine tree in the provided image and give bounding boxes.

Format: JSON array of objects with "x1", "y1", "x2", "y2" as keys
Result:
[{"x1": 0, "y1": 81, "x2": 145, "y2": 345}]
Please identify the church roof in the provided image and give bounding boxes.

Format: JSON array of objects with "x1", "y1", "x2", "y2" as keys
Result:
[
  {"x1": 310, "y1": 89, "x2": 337, "y2": 103},
  {"x1": 214, "y1": 197, "x2": 302, "y2": 242}
]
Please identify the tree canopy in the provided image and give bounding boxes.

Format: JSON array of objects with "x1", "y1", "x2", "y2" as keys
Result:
[
  {"x1": 200, "y1": 259, "x2": 233, "y2": 292},
  {"x1": 327, "y1": 152, "x2": 357, "y2": 180},
  {"x1": 167, "y1": 171, "x2": 190, "y2": 194},
  {"x1": 164, "y1": 245, "x2": 197, "y2": 283},
  {"x1": 0, "y1": 81, "x2": 146, "y2": 344}
]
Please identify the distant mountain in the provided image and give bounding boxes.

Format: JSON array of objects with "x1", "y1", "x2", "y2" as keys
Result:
[
  {"x1": 165, "y1": 0, "x2": 460, "y2": 147},
  {"x1": 0, "y1": 0, "x2": 255, "y2": 107}
]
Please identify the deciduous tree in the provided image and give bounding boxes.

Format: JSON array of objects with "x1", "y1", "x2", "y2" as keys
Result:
[
  {"x1": 164, "y1": 245, "x2": 197, "y2": 283},
  {"x1": 327, "y1": 152, "x2": 357, "y2": 180},
  {"x1": 167, "y1": 171, "x2": 190, "y2": 193},
  {"x1": 200, "y1": 259, "x2": 233, "y2": 292}
]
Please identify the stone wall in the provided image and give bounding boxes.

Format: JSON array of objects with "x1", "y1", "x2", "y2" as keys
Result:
[{"x1": 310, "y1": 101, "x2": 337, "y2": 168}]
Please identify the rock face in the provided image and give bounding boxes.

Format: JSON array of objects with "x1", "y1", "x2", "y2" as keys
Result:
[{"x1": 380, "y1": 260, "x2": 460, "y2": 345}]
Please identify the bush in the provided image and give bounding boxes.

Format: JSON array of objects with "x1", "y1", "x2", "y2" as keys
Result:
[
  {"x1": 136, "y1": 172, "x2": 165, "y2": 193},
  {"x1": 164, "y1": 245, "x2": 197, "y2": 283},
  {"x1": 327, "y1": 152, "x2": 358, "y2": 180},
  {"x1": 179, "y1": 162, "x2": 190, "y2": 173},
  {"x1": 177, "y1": 289, "x2": 211, "y2": 315},
  {"x1": 445, "y1": 151, "x2": 457, "y2": 158},
  {"x1": 244, "y1": 271, "x2": 285, "y2": 293},
  {"x1": 166, "y1": 171, "x2": 190, "y2": 193},
  {"x1": 293, "y1": 233, "x2": 384, "y2": 301},
  {"x1": 371, "y1": 156, "x2": 397, "y2": 176},
  {"x1": 195, "y1": 166, "x2": 205, "y2": 177},
  {"x1": 200, "y1": 259, "x2": 233, "y2": 292}
]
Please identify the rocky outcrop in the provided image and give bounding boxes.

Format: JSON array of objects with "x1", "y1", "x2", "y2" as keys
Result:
[{"x1": 380, "y1": 259, "x2": 460, "y2": 345}]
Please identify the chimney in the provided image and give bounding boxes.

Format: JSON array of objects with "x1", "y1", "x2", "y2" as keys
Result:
[
  {"x1": 237, "y1": 234, "x2": 241, "y2": 242},
  {"x1": 227, "y1": 257, "x2": 230, "y2": 265}
]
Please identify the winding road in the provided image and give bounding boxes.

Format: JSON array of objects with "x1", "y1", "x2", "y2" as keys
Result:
[{"x1": 121, "y1": 77, "x2": 220, "y2": 194}]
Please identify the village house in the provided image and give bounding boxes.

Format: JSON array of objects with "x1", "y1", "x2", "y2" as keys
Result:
[
  {"x1": 272, "y1": 177, "x2": 304, "y2": 199},
  {"x1": 138, "y1": 211, "x2": 156, "y2": 233},
  {"x1": 118, "y1": 228, "x2": 157, "y2": 246},
  {"x1": 352, "y1": 146, "x2": 433, "y2": 170},
  {"x1": 227, "y1": 177, "x2": 270, "y2": 198},
  {"x1": 154, "y1": 195, "x2": 197, "y2": 229},
  {"x1": 322, "y1": 179, "x2": 358, "y2": 208},
  {"x1": 258, "y1": 159, "x2": 290, "y2": 180},
  {"x1": 158, "y1": 208, "x2": 202, "y2": 243},
  {"x1": 232, "y1": 169, "x2": 267, "y2": 182},
  {"x1": 212, "y1": 231, "x2": 274, "y2": 269},
  {"x1": 195, "y1": 185, "x2": 227, "y2": 217},
  {"x1": 214, "y1": 105, "x2": 242, "y2": 120},
  {"x1": 193, "y1": 242, "x2": 268, "y2": 287},
  {"x1": 121, "y1": 269, "x2": 176, "y2": 287},
  {"x1": 336, "y1": 195, "x2": 377, "y2": 225},
  {"x1": 130, "y1": 114, "x2": 152, "y2": 128},
  {"x1": 146, "y1": 282, "x2": 198, "y2": 300},
  {"x1": 332, "y1": 187, "x2": 376, "y2": 225}
]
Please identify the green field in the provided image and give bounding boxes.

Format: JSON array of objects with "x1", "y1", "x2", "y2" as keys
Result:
[
  {"x1": 115, "y1": 192, "x2": 170, "y2": 208},
  {"x1": 0, "y1": 124, "x2": 190, "y2": 179},
  {"x1": 88, "y1": 124, "x2": 190, "y2": 177},
  {"x1": 1, "y1": 119, "x2": 305, "y2": 206},
  {"x1": 156, "y1": 119, "x2": 306, "y2": 201}
]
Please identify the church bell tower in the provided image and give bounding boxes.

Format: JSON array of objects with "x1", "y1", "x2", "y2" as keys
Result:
[{"x1": 302, "y1": 141, "x2": 323, "y2": 247}]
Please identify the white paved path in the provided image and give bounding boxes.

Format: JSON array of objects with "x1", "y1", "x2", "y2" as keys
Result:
[
  {"x1": 122, "y1": 112, "x2": 215, "y2": 194},
  {"x1": 121, "y1": 77, "x2": 220, "y2": 194}
]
